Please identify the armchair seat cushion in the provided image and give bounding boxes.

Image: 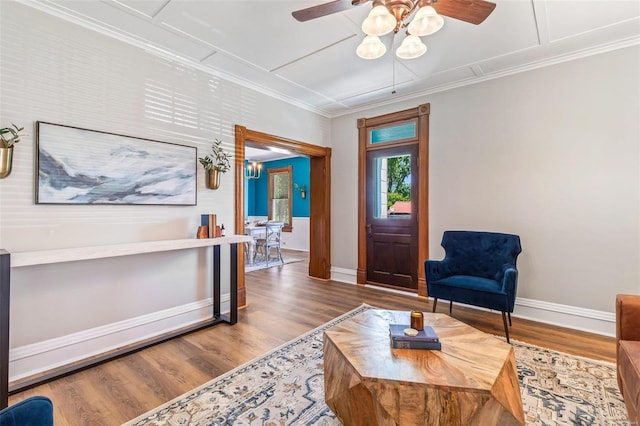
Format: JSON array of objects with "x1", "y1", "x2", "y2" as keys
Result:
[
  {"x1": 431, "y1": 275, "x2": 502, "y2": 294},
  {"x1": 429, "y1": 275, "x2": 510, "y2": 312}
]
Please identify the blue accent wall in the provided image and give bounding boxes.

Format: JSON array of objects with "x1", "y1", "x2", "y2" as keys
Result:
[{"x1": 246, "y1": 157, "x2": 310, "y2": 218}]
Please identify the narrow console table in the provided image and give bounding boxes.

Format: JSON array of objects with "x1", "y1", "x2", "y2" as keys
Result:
[{"x1": 0, "y1": 235, "x2": 251, "y2": 409}]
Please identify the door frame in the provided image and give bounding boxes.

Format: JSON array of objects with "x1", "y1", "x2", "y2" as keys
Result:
[
  {"x1": 234, "y1": 125, "x2": 332, "y2": 308},
  {"x1": 357, "y1": 104, "x2": 430, "y2": 297}
]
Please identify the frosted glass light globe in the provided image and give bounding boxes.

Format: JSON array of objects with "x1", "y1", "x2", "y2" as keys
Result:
[
  {"x1": 396, "y1": 34, "x2": 427, "y2": 59},
  {"x1": 407, "y1": 6, "x2": 444, "y2": 37},
  {"x1": 356, "y1": 35, "x2": 387, "y2": 59},
  {"x1": 362, "y1": 5, "x2": 396, "y2": 36}
]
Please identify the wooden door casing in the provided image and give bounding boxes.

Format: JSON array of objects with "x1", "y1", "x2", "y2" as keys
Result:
[{"x1": 234, "y1": 126, "x2": 332, "y2": 308}]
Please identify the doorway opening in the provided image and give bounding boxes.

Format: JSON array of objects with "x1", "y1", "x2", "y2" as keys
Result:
[{"x1": 234, "y1": 125, "x2": 332, "y2": 308}]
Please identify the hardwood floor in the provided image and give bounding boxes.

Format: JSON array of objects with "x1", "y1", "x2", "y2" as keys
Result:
[{"x1": 9, "y1": 250, "x2": 616, "y2": 425}]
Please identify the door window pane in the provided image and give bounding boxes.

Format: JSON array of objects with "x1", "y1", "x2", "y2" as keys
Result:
[{"x1": 373, "y1": 154, "x2": 411, "y2": 219}]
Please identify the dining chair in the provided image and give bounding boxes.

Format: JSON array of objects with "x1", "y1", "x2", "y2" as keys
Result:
[{"x1": 254, "y1": 222, "x2": 284, "y2": 266}]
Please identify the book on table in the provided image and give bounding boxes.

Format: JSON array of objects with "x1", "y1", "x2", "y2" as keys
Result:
[
  {"x1": 389, "y1": 324, "x2": 441, "y2": 350},
  {"x1": 201, "y1": 214, "x2": 217, "y2": 238}
]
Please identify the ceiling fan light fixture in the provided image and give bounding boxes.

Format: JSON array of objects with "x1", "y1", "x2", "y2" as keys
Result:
[
  {"x1": 396, "y1": 34, "x2": 427, "y2": 59},
  {"x1": 361, "y1": 5, "x2": 396, "y2": 36},
  {"x1": 407, "y1": 6, "x2": 444, "y2": 37},
  {"x1": 357, "y1": 35, "x2": 387, "y2": 59}
]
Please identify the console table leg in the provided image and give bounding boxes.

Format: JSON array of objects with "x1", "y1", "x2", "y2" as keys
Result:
[
  {"x1": 0, "y1": 250, "x2": 10, "y2": 410},
  {"x1": 213, "y1": 245, "x2": 221, "y2": 319},
  {"x1": 229, "y1": 244, "x2": 238, "y2": 325}
]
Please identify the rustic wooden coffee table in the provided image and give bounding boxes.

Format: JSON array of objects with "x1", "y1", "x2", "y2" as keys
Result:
[{"x1": 323, "y1": 309, "x2": 524, "y2": 426}]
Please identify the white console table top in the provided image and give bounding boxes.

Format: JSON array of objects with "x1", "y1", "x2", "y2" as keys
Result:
[{"x1": 10, "y1": 236, "x2": 252, "y2": 268}]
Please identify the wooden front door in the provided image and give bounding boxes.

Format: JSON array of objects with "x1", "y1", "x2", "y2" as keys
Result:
[
  {"x1": 365, "y1": 144, "x2": 418, "y2": 290},
  {"x1": 357, "y1": 104, "x2": 430, "y2": 296}
]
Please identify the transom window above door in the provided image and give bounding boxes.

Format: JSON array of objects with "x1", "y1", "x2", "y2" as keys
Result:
[{"x1": 369, "y1": 120, "x2": 417, "y2": 145}]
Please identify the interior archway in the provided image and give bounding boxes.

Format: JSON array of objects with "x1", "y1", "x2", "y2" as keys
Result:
[{"x1": 234, "y1": 125, "x2": 332, "y2": 308}]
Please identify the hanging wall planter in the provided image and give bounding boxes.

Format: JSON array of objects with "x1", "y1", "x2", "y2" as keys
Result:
[
  {"x1": 206, "y1": 167, "x2": 221, "y2": 190},
  {"x1": 0, "y1": 147, "x2": 13, "y2": 179},
  {"x1": 199, "y1": 138, "x2": 231, "y2": 190},
  {"x1": 0, "y1": 124, "x2": 24, "y2": 179}
]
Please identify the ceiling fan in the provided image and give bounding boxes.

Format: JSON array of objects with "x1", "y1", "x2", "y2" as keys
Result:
[{"x1": 293, "y1": 0, "x2": 496, "y2": 59}]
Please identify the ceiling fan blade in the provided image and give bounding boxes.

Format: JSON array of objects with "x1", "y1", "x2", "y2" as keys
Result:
[
  {"x1": 292, "y1": 0, "x2": 368, "y2": 22},
  {"x1": 432, "y1": 0, "x2": 496, "y2": 25}
]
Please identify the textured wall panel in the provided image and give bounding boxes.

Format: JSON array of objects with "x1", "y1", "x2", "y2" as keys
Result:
[{"x1": 0, "y1": 0, "x2": 330, "y2": 379}]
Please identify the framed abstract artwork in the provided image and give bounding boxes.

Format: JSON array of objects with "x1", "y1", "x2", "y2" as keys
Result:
[{"x1": 36, "y1": 121, "x2": 197, "y2": 205}]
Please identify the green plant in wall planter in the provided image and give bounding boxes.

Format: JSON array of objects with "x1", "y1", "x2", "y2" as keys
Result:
[
  {"x1": 294, "y1": 183, "x2": 307, "y2": 199},
  {"x1": 0, "y1": 124, "x2": 24, "y2": 179},
  {"x1": 199, "y1": 138, "x2": 231, "y2": 190}
]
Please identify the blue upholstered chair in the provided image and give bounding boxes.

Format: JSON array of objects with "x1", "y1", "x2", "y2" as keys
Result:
[
  {"x1": 0, "y1": 396, "x2": 53, "y2": 426},
  {"x1": 424, "y1": 231, "x2": 522, "y2": 343}
]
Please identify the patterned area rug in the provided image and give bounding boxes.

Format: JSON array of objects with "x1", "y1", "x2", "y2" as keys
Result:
[
  {"x1": 124, "y1": 305, "x2": 629, "y2": 426},
  {"x1": 245, "y1": 257, "x2": 304, "y2": 272}
]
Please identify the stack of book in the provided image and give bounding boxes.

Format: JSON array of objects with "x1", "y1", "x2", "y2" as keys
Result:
[
  {"x1": 389, "y1": 324, "x2": 441, "y2": 350},
  {"x1": 200, "y1": 214, "x2": 220, "y2": 238}
]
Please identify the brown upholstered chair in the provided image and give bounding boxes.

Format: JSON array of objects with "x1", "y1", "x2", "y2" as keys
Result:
[{"x1": 616, "y1": 294, "x2": 640, "y2": 424}]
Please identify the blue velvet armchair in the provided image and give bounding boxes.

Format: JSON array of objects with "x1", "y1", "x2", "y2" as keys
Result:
[
  {"x1": 0, "y1": 396, "x2": 53, "y2": 426},
  {"x1": 424, "y1": 231, "x2": 522, "y2": 342}
]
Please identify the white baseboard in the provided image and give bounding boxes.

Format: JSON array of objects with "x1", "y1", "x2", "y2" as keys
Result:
[
  {"x1": 330, "y1": 266, "x2": 615, "y2": 337},
  {"x1": 330, "y1": 267, "x2": 357, "y2": 284},
  {"x1": 9, "y1": 295, "x2": 230, "y2": 382},
  {"x1": 514, "y1": 297, "x2": 615, "y2": 337}
]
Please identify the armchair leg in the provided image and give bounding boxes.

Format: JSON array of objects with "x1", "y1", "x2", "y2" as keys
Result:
[
  {"x1": 508, "y1": 312, "x2": 512, "y2": 326},
  {"x1": 502, "y1": 312, "x2": 510, "y2": 343},
  {"x1": 432, "y1": 298, "x2": 438, "y2": 313},
  {"x1": 449, "y1": 301, "x2": 453, "y2": 314}
]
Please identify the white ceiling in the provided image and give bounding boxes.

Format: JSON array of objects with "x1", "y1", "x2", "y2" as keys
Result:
[
  {"x1": 245, "y1": 145, "x2": 298, "y2": 162},
  {"x1": 26, "y1": 0, "x2": 640, "y2": 117}
]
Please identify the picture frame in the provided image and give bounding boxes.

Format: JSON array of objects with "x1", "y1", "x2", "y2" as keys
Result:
[{"x1": 36, "y1": 121, "x2": 197, "y2": 205}]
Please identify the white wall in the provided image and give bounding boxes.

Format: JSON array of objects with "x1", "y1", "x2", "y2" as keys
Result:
[
  {"x1": 331, "y1": 45, "x2": 640, "y2": 335},
  {"x1": 0, "y1": 1, "x2": 329, "y2": 380}
]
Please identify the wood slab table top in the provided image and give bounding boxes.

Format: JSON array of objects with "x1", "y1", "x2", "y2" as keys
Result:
[{"x1": 323, "y1": 308, "x2": 524, "y2": 426}]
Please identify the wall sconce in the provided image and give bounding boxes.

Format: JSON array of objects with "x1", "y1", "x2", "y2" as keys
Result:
[
  {"x1": 294, "y1": 183, "x2": 307, "y2": 199},
  {"x1": 245, "y1": 161, "x2": 262, "y2": 179}
]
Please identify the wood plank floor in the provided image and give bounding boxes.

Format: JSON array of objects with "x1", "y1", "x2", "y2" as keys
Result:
[{"x1": 9, "y1": 250, "x2": 616, "y2": 425}]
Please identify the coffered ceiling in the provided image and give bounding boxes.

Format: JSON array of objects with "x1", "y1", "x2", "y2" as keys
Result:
[{"x1": 24, "y1": 0, "x2": 640, "y2": 117}]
